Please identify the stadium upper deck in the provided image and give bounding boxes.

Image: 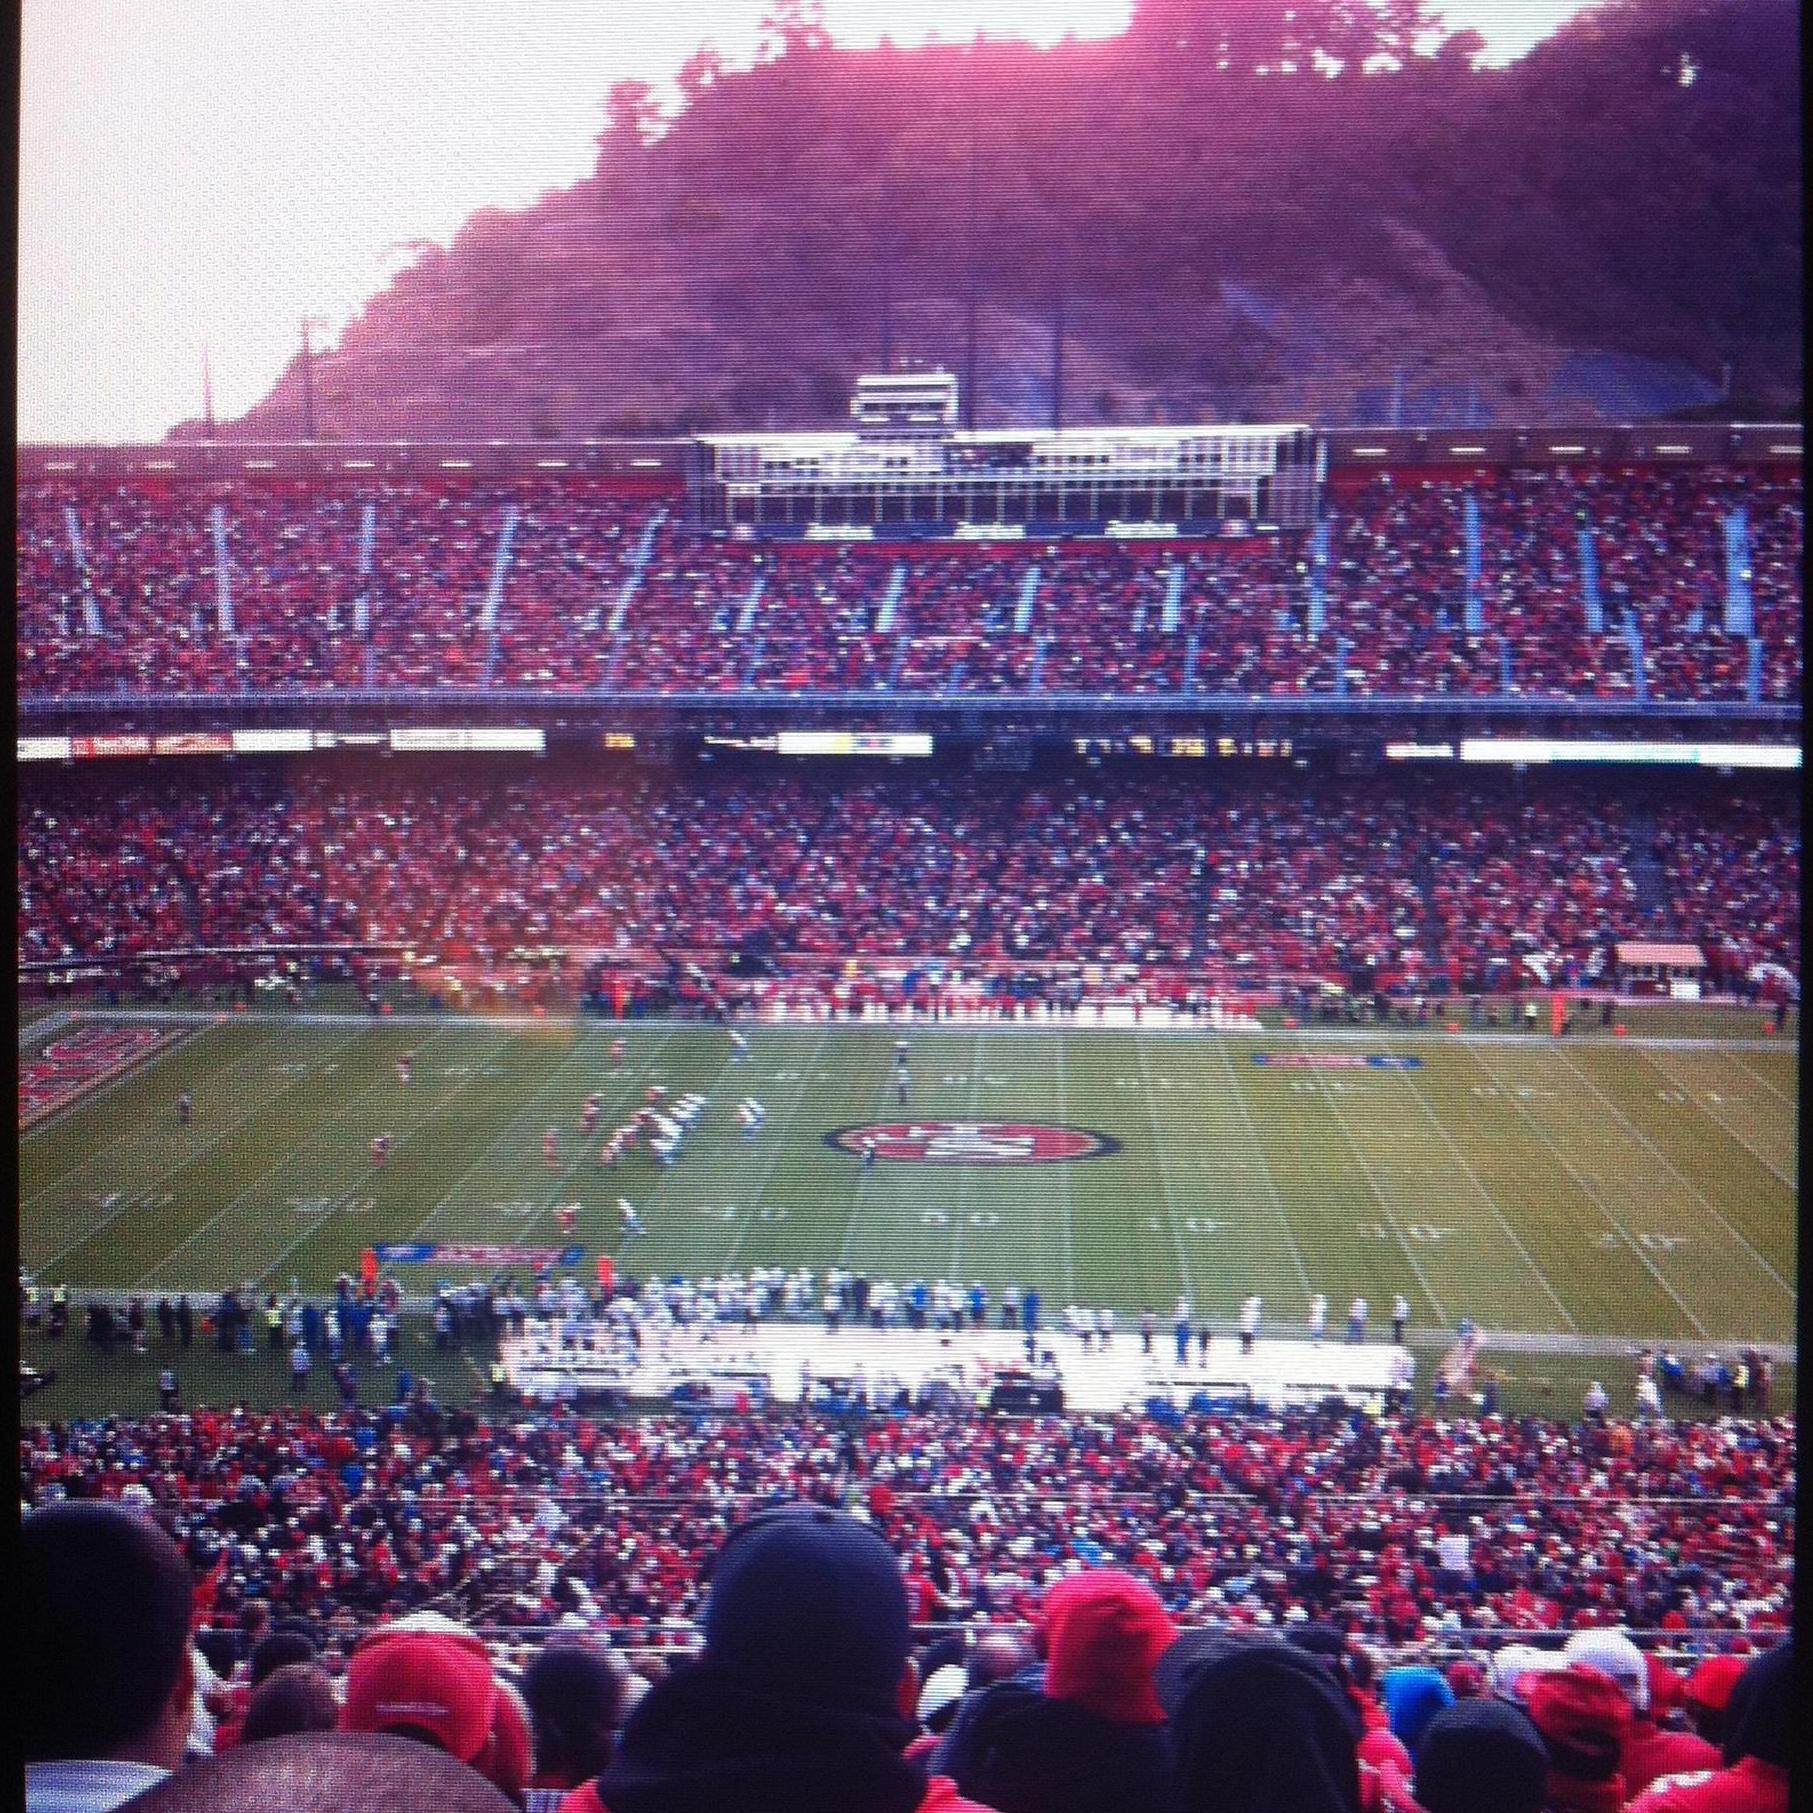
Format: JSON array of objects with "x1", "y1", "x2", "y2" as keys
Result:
[{"x1": 15, "y1": 425, "x2": 1801, "y2": 734}]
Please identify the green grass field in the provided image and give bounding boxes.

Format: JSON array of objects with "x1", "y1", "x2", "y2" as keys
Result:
[{"x1": 20, "y1": 1012, "x2": 1797, "y2": 1361}]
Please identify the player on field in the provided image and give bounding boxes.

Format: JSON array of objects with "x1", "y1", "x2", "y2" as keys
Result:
[
  {"x1": 177, "y1": 1091, "x2": 193, "y2": 1126},
  {"x1": 543, "y1": 1126, "x2": 561, "y2": 1168},
  {"x1": 729, "y1": 1028, "x2": 749, "y2": 1063},
  {"x1": 895, "y1": 1067, "x2": 910, "y2": 1106},
  {"x1": 1308, "y1": 1292, "x2": 1328, "y2": 1345},
  {"x1": 397, "y1": 1053, "x2": 413, "y2": 1085},
  {"x1": 618, "y1": 1197, "x2": 645, "y2": 1240},
  {"x1": 371, "y1": 1133, "x2": 390, "y2": 1166},
  {"x1": 861, "y1": 1134, "x2": 877, "y2": 1169},
  {"x1": 893, "y1": 1038, "x2": 910, "y2": 1073},
  {"x1": 598, "y1": 1132, "x2": 622, "y2": 1169},
  {"x1": 557, "y1": 1203, "x2": 578, "y2": 1238},
  {"x1": 580, "y1": 1093, "x2": 603, "y2": 1135},
  {"x1": 610, "y1": 1035, "x2": 627, "y2": 1067}
]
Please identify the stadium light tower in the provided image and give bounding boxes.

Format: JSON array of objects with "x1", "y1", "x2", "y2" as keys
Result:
[
  {"x1": 962, "y1": 129, "x2": 979, "y2": 432},
  {"x1": 298, "y1": 315, "x2": 325, "y2": 442}
]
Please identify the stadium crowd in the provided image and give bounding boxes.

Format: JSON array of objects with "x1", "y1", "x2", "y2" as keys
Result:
[
  {"x1": 20, "y1": 1408, "x2": 1793, "y2": 1813},
  {"x1": 15, "y1": 465, "x2": 1802, "y2": 702},
  {"x1": 17, "y1": 767, "x2": 1800, "y2": 994}
]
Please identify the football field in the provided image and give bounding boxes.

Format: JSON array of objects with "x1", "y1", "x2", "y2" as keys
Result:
[{"x1": 18, "y1": 1012, "x2": 1798, "y2": 1351}]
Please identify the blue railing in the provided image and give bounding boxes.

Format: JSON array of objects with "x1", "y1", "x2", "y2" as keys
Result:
[
  {"x1": 1725, "y1": 509, "x2": 1754, "y2": 635},
  {"x1": 1462, "y1": 495, "x2": 1483, "y2": 635},
  {"x1": 1579, "y1": 528, "x2": 1604, "y2": 633}
]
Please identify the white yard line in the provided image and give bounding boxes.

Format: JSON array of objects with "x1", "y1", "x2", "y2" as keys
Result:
[
  {"x1": 721, "y1": 1028, "x2": 834, "y2": 1275},
  {"x1": 1467, "y1": 1044, "x2": 1710, "y2": 1339},
  {"x1": 23, "y1": 1022, "x2": 361, "y2": 1210},
  {"x1": 1731, "y1": 1053, "x2": 1797, "y2": 1107},
  {"x1": 1635, "y1": 1051, "x2": 1796, "y2": 1188},
  {"x1": 25, "y1": 1025, "x2": 373, "y2": 1276},
  {"x1": 1296, "y1": 1037, "x2": 1449, "y2": 1324},
  {"x1": 1045, "y1": 1029, "x2": 1080, "y2": 1305},
  {"x1": 1402, "y1": 1073, "x2": 1578, "y2": 1332},
  {"x1": 1134, "y1": 1036, "x2": 1201, "y2": 1312},
  {"x1": 1210, "y1": 1037, "x2": 1313, "y2": 1299},
  {"x1": 402, "y1": 1028, "x2": 680, "y2": 1248},
  {"x1": 1553, "y1": 1048, "x2": 1793, "y2": 1301},
  {"x1": 136, "y1": 1024, "x2": 498, "y2": 1288}
]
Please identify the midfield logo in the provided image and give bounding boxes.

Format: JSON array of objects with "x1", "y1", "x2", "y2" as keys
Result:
[{"x1": 826, "y1": 1120, "x2": 1121, "y2": 1165}]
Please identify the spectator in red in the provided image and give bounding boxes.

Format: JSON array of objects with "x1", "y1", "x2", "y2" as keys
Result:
[
  {"x1": 341, "y1": 1611, "x2": 528, "y2": 1804},
  {"x1": 935, "y1": 1568, "x2": 1175, "y2": 1813},
  {"x1": 1629, "y1": 1640, "x2": 1790, "y2": 1813},
  {"x1": 1680, "y1": 1657, "x2": 1750, "y2": 1750},
  {"x1": 1523, "y1": 1666, "x2": 1632, "y2": 1813},
  {"x1": 561, "y1": 1504, "x2": 993, "y2": 1813},
  {"x1": 1562, "y1": 1631, "x2": 1717, "y2": 1795}
]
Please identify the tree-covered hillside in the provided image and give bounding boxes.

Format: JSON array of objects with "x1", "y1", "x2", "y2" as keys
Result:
[{"x1": 197, "y1": 0, "x2": 1800, "y2": 440}]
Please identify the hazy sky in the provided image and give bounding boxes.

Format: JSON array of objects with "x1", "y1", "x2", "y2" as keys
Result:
[{"x1": 19, "y1": 0, "x2": 1593, "y2": 444}]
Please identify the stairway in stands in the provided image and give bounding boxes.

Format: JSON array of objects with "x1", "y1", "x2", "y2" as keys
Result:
[{"x1": 1625, "y1": 807, "x2": 1668, "y2": 931}]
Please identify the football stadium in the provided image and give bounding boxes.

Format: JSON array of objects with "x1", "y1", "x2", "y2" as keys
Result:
[{"x1": 17, "y1": 4, "x2": 1798, "y2": 1811}]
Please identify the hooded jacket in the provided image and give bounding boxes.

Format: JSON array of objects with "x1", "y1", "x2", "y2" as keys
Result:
[
  {"x1": 1167, "y1": 1641, "x2": 1363, "y2": 1813},
  {"x1": 559, "y1": 1660, "x2": 992, "y2": 1813},
  {"x1": 936, "y1": 1674, "x2": 1169, "y2": 1813}
]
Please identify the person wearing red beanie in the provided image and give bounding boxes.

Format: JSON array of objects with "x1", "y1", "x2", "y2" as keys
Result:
[
  {"x1": 1524, "y1": 1666, "x2": 1632, "y2": 1813},
  {"x1": 937, "y1": 1568, "x2": 1176, "y2": 1813}
]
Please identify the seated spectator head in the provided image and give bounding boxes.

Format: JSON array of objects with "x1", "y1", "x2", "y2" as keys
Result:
[
  {"x1": 594, "y1": 1504, "x2": 925, "y2": 1813},
  {"x1": 1167, "y1": 1639, "x2": 1363, "y2": 1813},
  {"x1": 21, "y1": 1502, "x2": 197, "y2": 1771},
  {"x1": 239, "y1": 1664, "x2": 340, "y2": 1746},
  {"x1": 342, "y1": 1610, "x2": 524, "y2": 1801},
  {"x1": 1523, "y1": 1665, "x2": 1631, "y2": 1813},
  {"x1": 343, "y1": 1615, "x2": 499, "y2": 1767},
  {"x1": 1720, "y1": 1639, "x2": 1791, "y2": 1773},
  {"x1": 1381, "y1": 1664, "x2": 1455, "y2": 1759},
  {"x1": 968, "y1": 1631, "x2": 1034, "y2": 1687},
  {"x1": 1443, "y1": 1661, "x2": 1485, "y2": 1700},
  {"x1": 116, "y1": 1731, "x2": 518, "y2": 1813},
  {"x1": 1487, "y1": 1645, "x2": 1566, "y2": 1704},
  {"x1": 520, "y1": 1641, "x2": 627, "y2": 1787},
  {"x1": 1411, "y1": 1699, "x2": 1548, "y2": 1813},
  {"x1": 1681, "y1": 1654, "x2": 1747, "y2": 1745},
  {"x1": 1040, "y1": 1569, "x2": 1177, "y2": 1726},
  {"x1": 1561, "y1": 1632, "x2": 1647, "y2": 1716},
  {"x1": 700, "y1": 1503, "x2": 912, "y2": 1717}
]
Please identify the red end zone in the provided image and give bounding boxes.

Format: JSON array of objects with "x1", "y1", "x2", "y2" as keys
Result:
[
  {"x1": 19, "y1": 1024, "x2": 188, "y2": 1128},
  {"x1": 826, "y1": 1120, "x2": 1122, "y2": 1165}
]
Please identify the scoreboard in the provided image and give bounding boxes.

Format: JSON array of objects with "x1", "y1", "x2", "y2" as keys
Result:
[{"x1": 690, "y1": 374, "x2": 1318, "y2": 535}]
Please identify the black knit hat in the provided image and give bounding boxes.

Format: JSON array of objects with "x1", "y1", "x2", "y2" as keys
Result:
[
  {"x1": 1414, "y1": 1699, "x2": 1550, "y2": 1813},
  {"x1": 703, "y1": 1505, "x2": 910, "y2": 1716},
  {"x1": 1168, "y1": 1639, "x2": 1363, "y2": 1813}
]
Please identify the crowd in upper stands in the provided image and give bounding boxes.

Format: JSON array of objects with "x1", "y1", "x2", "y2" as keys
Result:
[
  {"x1": 17, "y1": 768, "x2": 1800, "y2": 989},
  {"x1": 19, "y1": 1407, "x2": 1795, "y2": 1813},
  {"x1": 15, "y1": 465, "x2": 1801, "y2": 703}
]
